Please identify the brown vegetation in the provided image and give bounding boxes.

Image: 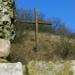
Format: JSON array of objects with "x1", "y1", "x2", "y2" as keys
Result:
[
  {"x1": 7, "y1": 8, "x2": 75, "y2": 64},
  {"x1": 7, "y1": 30, "x2": 75, "y2": 64}
]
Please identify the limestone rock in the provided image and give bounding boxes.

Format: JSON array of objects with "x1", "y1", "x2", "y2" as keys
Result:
[
  {"x1": 0, "y1": 62, "x2": 23, "y2": 75},
  {"x1": 0, "y1": 0, "x2": 16, "y2": 41},
  {"x1": 27, "y1": 61, "x2": 73, "y2": 75},
  {"x1": 0, "y1": 38, "x2": 10, "y2": 58}
]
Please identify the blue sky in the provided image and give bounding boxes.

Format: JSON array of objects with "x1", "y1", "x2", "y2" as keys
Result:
[{"x1": 15, "y1": 0, "x2": 75, "y2": 32}]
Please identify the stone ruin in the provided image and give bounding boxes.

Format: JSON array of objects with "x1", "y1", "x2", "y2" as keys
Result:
[
  {"x1": 0, "y1": 0, "x2": 16, "y2": 58},
  {"x1": 0, "y1": 0, "x2": 23, "y2": 75}
]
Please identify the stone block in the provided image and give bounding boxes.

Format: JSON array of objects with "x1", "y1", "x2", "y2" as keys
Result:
[
  {"x1": 0, "y1": 62, "x2": 23, "y2": 75},
  {"x1": 0, "y1": 39, "x2": 10, "y2": 58}
]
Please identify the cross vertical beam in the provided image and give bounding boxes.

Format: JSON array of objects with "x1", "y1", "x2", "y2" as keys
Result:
[{"x1": 34, "y1": 8, "x2": 39, "y2": 51}]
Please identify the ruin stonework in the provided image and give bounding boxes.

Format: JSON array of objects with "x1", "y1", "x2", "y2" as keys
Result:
[
  {"x1": 0, "y1": 62, "x2": 23, "y2": 75},
  {"x1": 0, "y1": 1, "x2": 24, "y2": 75},
  {"x1": 0, "y1": 0, "x2": 16, "y2": 58},
  {"x1": 0, "y1": 0, "x2": 16, "y2": 41}
]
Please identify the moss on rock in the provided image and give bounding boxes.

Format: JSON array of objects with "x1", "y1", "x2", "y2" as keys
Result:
[
  {"x1": 0, "y1": 58, "x2": 8, "y2": 63},
  {"x1": 27, "y1": 61, "x2": 73, "y2": 75}
]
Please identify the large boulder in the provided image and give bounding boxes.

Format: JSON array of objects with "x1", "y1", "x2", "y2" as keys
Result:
[{"x1": 0, "y1": 38, "x2": 10, "y2": 58}]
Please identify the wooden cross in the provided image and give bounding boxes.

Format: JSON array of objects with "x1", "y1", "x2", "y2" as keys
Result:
[{"x1": 16, "y1": 8, "x2": 51, "y2": 51}]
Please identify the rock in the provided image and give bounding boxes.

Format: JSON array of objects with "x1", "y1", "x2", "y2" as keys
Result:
[
  {"x1": 22, "y1": 65, "x2": 26, "y2": 75},
  {"x1": 0, "y1": 0, "x2": 16, "y2": 41},
  {"x1": 0, "y1": 39, "x2": 10, "y2": 58},
  {"x1": 0, "y1": 62, "x2": 23, "y2": 75},
  {"x1": 0, "y1": 60, "x2": 75, "y2": 75},
  {"x1": 71, "y1": 60, "x2": 75, "y2": 75},
  {"x1": 27, "y1": 61, "x2": 73, "y2": 75}
]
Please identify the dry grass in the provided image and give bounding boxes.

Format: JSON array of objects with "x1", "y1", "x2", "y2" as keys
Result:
[{"x1": 7, "y1": 30, "x2": 75, "y2": 64}]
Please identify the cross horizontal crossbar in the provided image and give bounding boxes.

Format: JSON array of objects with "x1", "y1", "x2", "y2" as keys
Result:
[{"x1": 16, "y1": 20, "x2": 51, "y2": 25}]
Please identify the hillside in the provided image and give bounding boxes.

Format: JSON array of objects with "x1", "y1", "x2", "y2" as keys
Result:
[{"x1": 8, "y1": 30, "x2": 75, "y2": 64}]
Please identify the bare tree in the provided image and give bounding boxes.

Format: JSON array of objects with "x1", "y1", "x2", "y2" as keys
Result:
[
  {"x1": 51, "y1": 17, "x2": 70, "y2": 36},
  {"x1": 16, "y1": 8, "x2": 34, "y2": 21}
]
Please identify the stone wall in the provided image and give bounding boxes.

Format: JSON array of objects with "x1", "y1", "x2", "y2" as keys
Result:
[
  {"x1": 0, "y1": 62, "x2": 23, "y2": 75},
  {"x1": 0, "y1": 0, "x2": 16, "y2": 58},
  {"x1": 1, "y1": 61, "x2": 75, "y2": 75},
  {"x1": 0, "y1": 0, "x2": 16, "y2": 41}
]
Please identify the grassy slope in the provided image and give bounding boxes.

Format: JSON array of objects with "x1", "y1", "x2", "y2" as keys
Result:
[{"x1": 8, "y1": 30, "x2": 75, "y2": 64}]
